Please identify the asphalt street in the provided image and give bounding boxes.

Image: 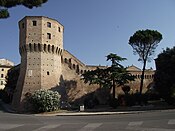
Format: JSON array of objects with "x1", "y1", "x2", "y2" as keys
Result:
[{"x1": 0, "y1": 109, "x2": 175, "y2": 131}]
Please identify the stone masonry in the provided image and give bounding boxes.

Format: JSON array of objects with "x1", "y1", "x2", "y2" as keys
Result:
[
  {"x1": 12, "y1": 16, "x2": 63, "y2": 110},
  {"x1": 12, "y1": 16, "x2": 155, "y2": 111}
]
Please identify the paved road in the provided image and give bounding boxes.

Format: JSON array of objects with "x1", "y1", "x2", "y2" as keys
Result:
[{"x1": 0, "y1": 109, "x2": 175, "y2": 131}]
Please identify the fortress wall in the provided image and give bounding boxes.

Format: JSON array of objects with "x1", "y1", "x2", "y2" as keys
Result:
[
  {"x1": 62, "y1": 50, "x2": 86, "y2": 74},
  {"x1": 61, "y1": 62, "x2": 99, "y2": 103},
  {"x1": 12, "y1": 16, "x2": 155, "y2": 111},
  {"x1": 60, "y1": 50, "x2": 103, "y2": 103},
  {"x1": 62, "y1": 50, "x2": 155, "y2": 98},
  {"x1": 62, "y1": 50, "x2": 106, "y2": 75}
]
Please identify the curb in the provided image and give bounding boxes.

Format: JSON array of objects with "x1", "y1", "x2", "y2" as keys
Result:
[
  {"x1": 34, "y1": 108, "x2": 175, "y2": 117},
  {"x1": 34, "y1": 111, "x2": 142, "y2": 117}
]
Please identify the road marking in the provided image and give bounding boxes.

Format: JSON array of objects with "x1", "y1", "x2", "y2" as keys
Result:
[
  {"x1": 0, "y1": 123, "x2": 23, "y2": 130},
  {"x1": 78, "y1": 123, "x2": 102, "y2": 131},
  {"x1": 128, "y1": 121, "x2": 143, "y2": 126},
  {"x1": 33, "y1": 124, "x2": 61, "y2": 131},
  {"x1": 168, "y1": 119, "x2": 175, "y2": 124}
]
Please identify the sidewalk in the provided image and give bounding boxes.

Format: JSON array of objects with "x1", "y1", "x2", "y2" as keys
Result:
[
  {"x1": 0, "y1": 99, "x2": 175, "y2": 116},
  {"x1": 35, "y1": 104, "x2": 175, "y2": 116}
]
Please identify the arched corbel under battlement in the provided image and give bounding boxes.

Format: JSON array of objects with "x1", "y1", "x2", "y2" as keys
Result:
[
  {"x1": 20, "y1": 43, "x2": 62, "y2": 55},
  {"x1": 51, "y1": 45, "x2": 55, "y2": 54},
  {"x1": 38, "y1": 43, "x2": 41, "y2": 52}
]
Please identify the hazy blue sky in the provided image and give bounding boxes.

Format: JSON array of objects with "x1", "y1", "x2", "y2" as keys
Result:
[{"x1": 0, "y1": 0, "x2": 175, "y2": 69}]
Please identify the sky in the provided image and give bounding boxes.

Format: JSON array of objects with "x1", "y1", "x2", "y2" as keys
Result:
[{"x1": 0, "y1": 0, "x2": 175, "y2": 69}]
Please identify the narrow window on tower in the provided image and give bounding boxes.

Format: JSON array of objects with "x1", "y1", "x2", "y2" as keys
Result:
[
  {"x1": 47, "y1": 22, "x2": 51, "y2": 28},
  {"x1": 58, "y1": 27, "x2": 61, "y2": 32},
  {"x1": 47, "y1": 33, "x2": 51, "y2": 39},
  {"x1": 1, "y1": 74, "x2": 4, "y2": 78},
  {"x1": 32, "y1": 20, "x2": 37, "y2": 26},
  {"x1": 47, "y1": 71, "x2": 50, "y2": 75}
]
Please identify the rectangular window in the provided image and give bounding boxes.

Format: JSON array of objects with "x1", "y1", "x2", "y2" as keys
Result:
[
  {"x1": 47, "y1": 33, "x2": 51, "y2": 39},
  {"x1": 28, "y1": 70, "x2": 33, "y2": 77},
  {"x1": 1, "y1": 74, "x2": 4, "y2": 78},
  {"x1": 32, "y1": 20, "x2": 37, "y2": 26},
  {"x1": 47, "y1": 22, "x2": 51, "y2": 28},
  {"x1": 1, "y1": 81, "x2": 3, "y2": 85}
]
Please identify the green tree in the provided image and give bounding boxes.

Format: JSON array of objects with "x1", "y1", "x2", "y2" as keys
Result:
[
  {"x1": 82, "y1": 53, "x2": 135, "y2": 99},
  {"x1": 154, "y1": 47, "x2": 175, "y2": 104},
  {"x1": 82, "y1": 67, "x2": 111, "y2": 88},
  {"x1": 0, "y1": 0, "x2": 48, "y2": 19},
  {"x1": 106, "y1": 53, "x2": 133, "y2": 99},
  {"x1": 129, "y1": 29, "x2": 162, "y2": 94}
]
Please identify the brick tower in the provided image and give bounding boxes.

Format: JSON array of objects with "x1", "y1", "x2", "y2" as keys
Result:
[{"x1": 12, "y1": 16, "x2": 64, "y2": 110}]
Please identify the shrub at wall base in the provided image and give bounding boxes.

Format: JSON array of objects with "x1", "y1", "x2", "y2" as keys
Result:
[{"x1": 25, "y1": 89, "x2": 61, "y2": 113}]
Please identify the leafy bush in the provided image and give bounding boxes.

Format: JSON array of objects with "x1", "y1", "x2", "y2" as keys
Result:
[
  {"x1": 118, "y1": 94, "x2": 135, "y2": 106},
  {"x1": 109, "y1": 98, "x2": 119, "y2": 108},
  {"x1": 26, "y1": 89, "x2": 61, "y2": 113},
  {"x1": 122, "y1": 85, "x2": 131, "y2": 94},
  {"x1": 84, "y1": 98, "x2": 95, "y2": 109},
  {"x1": 118, "y1": 93, "x2": 148, "y2": 106}
]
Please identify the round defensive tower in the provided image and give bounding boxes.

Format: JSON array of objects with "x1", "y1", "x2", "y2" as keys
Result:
[{"x1": 12, "y1": 16, "x2": 64, "y2": 110}]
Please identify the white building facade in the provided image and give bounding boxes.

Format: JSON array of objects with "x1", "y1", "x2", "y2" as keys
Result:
[{"x1": 0, "y1": 59, "x2": 14, "y2": 89}]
